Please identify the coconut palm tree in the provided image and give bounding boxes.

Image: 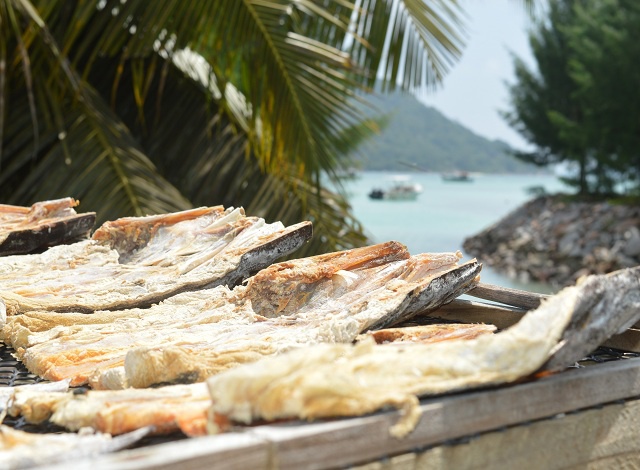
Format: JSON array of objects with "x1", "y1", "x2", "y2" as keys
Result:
[{"x1": 0, "y1": 0, "x2": 467, "y2": 255}]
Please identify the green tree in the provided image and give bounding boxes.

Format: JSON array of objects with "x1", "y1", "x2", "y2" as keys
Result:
[
  {"x1": 567, "y1": 0, "x2": 640, "y2": 195},
  {"x1": 502, "y1": 0, "x2": 592, "y2": 195},
  {"x1": 504, "y1": 0, "x2": 640, "y2": 197},
  {"x1": 0, "y1": 0, "x2": 466, "y2": 256}
]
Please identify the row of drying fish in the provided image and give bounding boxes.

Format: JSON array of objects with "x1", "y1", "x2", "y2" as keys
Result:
[
  {"x1": 0, "y1": 204, "x2": 311, "y2": 316},
  {"x1": 0, "y1": 199, "x2": 481, "y2": 465},
  {"x1": 2, "y1": 266, "x2": 638, "y2": 469},
  {"x1": 0, "y1": 199, "x2": 639, "y2": 468},
  {"x1": 3, "y1": 243, "x2": 480, "y2": 390}
]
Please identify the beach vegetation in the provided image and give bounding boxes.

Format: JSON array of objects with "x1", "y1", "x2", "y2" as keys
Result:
[
  {"x1": 0, "y1": 0, "x2": 469, "y2": 255},
  {"x1": 504, "y1": 0, "x2": 640, "y2": 198}
]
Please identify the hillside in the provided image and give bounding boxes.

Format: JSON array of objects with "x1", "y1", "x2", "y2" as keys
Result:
[{"x1": 354, "y1": 92, "x2": 536, "y2": 173}]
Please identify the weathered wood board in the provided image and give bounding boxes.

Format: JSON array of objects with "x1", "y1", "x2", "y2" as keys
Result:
[
  {"x1": 466, "y1": 282, "x2": 548, "y2": 310},
  {"x1": 432, "y1": 298, "x2": 640, "y2": 353},
  {"x1": 353, "y1": 398, "x2": 640, "y2": 470}
]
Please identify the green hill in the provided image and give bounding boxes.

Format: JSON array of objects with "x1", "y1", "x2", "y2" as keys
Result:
[{"x1": 353, "y1": 91, "x2": 536, "y2": 173}]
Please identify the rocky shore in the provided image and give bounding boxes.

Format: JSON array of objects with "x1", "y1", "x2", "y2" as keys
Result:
[{"x1": 463, "y1": 196, "x2": 640, "y2": 288}]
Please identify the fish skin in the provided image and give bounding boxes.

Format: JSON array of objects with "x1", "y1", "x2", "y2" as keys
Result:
[
  {"x1": 0, "y1": 198, "x2": 96, "y2": 256},
  {"x1": 543, "y1": 266, "x2": 640, "y2": 371},
  {"x1": 367, "y1": 258, "x2": 481, "y2": 330}
]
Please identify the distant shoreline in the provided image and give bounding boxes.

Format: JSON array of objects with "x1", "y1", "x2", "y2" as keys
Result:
[{"x1": 345, "y1": 168, "x2": 554, "y2": 176}]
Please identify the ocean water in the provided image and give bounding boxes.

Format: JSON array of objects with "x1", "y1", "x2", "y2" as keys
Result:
[{"x1": 342, "y1": 172, "x2": 569, "y2": 294}]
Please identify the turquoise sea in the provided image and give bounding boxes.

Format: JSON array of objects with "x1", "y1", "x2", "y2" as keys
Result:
[{"x1": 342, "y1": 172, "x2": 569, "y2": 294}]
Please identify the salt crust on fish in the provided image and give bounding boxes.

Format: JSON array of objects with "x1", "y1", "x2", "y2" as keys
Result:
[
  {"x1": 0, "y1": 206, "x2": 311, "y2": 318},
  {"x1": 0, "y1": 424, "x2": 150, "y2": 469},
  {"x1": 7, "y1": 382, "x2": 210, "y2": 437},
  {"x1": 2, "y1": 242, "x2": 480, "y2": 388},
  {"x1": 206, "y1": 268, "x2": 640, "y2": 438},
  {"x1": 5, "y1": 323, "x2": 491, "y2": 437},
  {"x1": 358, "y1": 323, "x2": 497, "y2": 345}
]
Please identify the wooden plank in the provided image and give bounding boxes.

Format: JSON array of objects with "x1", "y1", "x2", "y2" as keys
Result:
[
  {"x1": 603, "y1": 328, "x2": 640, "y2": 353},
  {"x1": 40, "y1": 358, "x2": 640, "y2": 470},
  {"x1": 41, "y1": 433, "x2": 271, "y2": 470},
  {"x1": 417, "y1": 399, "x2": 640, "y2": 469},
  {"x1": 352, "y1": 398, "x2": 640, "y2": 469},
  {"x1": 466, "y1": 282, "x2": 549, "y2": 310},
  {"x1": 431, "y1": 300, "x2": 640, "y2": 354},
  {"x1": 427, "y1": 298, "x2": 525, "y2": 330}
]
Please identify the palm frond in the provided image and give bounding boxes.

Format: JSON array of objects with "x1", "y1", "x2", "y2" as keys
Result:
[
  {"x1": 197, "y1": 2, "x2": 368, "y2": 180},
  {"x1": 2, "y1": 0, "x2": 474, "y2": 256},
  {"x1": 93, "y1": 54, "x2": 368, "y2": 255},
  {"x1": 351, "y1": 0, "x2": 465, "y2": 91},
  {"x1": 0, "y1": 87, "x2": 191, "y2": 222},
  {"x1": 1, "y1": 0, "x2": 190, "y2": 220}
]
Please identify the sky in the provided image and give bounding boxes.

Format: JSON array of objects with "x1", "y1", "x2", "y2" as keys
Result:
[{"x1": 417, "y1": 0, "x2": 537, "y2": 150}]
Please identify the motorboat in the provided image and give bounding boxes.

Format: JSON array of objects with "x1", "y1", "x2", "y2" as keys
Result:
[
  {"x1": 368, "y1": 176, "x2": 422, "y2": 201},
  {"x1": 441, "y1": 171, "x2": 473, "y2": 182},
  {"x1": 368, "y1": 188, "x2": 385, "y2": 200}
]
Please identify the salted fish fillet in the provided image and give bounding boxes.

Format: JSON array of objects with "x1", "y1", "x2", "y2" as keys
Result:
[
  {"x1": 6, "y1": 382, "x2": 210, "y2": 437},
  {"x1": 0, "y1": 206, "x2": 312, "y2": 317},
  {"x1": 4, "y1": 323, "x2": 494, "y2": 437},
  {"x1": 544, "y1": 266, "x2": 640, "y2": 370},
  {"x1": 0, "y1": 198, "x2": 95, "y2": 256},
  {"x1": 207, "y1": 268, "x2": 640, "y2": 438},
  {"x1": 359, "y1": 323, "x2": 497, "y2": 345},
  {"x1": 0, "y1": 424, "x2": 151, "y2": 469},
  {"x1": 122, "y1": 250, "x2": 480, "y2": 389},
  {"x1": 2, "y1": 242, "x2": 480, "y2": 388},
  {"x1": 0, "y1": 380, "x2": 71, "y2": 422}
]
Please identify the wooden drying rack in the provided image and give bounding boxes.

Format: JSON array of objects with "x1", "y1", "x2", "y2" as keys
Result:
[{"x1": 45, "y1": 283, "x2": 640, "y2": 469}]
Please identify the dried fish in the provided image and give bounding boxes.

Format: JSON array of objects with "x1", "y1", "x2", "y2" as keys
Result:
[
  {"x1": 0, "y1": 380, "x2": 70, "y2": 422},
  {"x1": 358, "y1": 323, "x2": 496, "y2": 345},
  {"x1": 0, "y1": 198, "x2": 95, "y2": 256},
  {"x1": 206, "y1": 267, "x2": 640, "y2": 438},
  {"x1": 0, "y1": 424, "x2": 151, "y2": 469},
  {"x1": 544, "y1": 267, "x2": 640, "y2": 370},
  {"x1": 6, "y1": 382, "x2": 209, "y2": 437},
  {"x1": 1, "y1": 243, "x2": 480, "y2": 388},
  {"x1": 0, "y1": 206, "x2": 311, "y2": 317}
]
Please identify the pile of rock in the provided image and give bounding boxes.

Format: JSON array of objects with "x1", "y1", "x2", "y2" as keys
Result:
[{"x1": 463, "y1": 196, "x2": 640, "y2": 287}]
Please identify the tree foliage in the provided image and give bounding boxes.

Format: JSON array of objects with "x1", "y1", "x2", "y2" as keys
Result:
[
  {"x1": 0, "y1": 0, "x2": 466, "y2": 256},
  {"x1": 567, "y1": 0, "x2": 640, "y2": 194},
  {"x1": 503, "y1": 0, "x2": 640, "y2": 197}
]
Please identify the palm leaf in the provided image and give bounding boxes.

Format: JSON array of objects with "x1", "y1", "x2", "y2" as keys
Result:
[
  {"x1": 1, "y1": 0, "x2": 190, "y2": 220},
  {"x1": 2, "y1": 0, "x2": 476, "y2": 256},
  {"x1": 92, "y1": 54, "x2": 367, "y2": 256}
]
